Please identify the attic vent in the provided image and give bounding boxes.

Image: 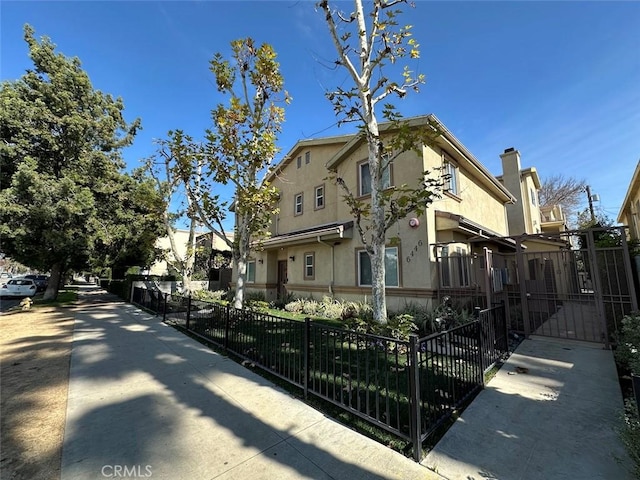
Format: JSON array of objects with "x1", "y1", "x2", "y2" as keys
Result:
[{"x1": 504, "y1": 147, "x2": 515, "y2": 153}]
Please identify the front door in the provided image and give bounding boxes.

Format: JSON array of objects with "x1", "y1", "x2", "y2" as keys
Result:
[{"x1": 277, "y1": 260, "x2": 288, "y2": 299}]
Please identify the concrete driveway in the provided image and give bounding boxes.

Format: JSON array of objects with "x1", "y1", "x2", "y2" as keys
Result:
[{"x1": 423, "y1": 336, "x2": 633, "y2": 479}]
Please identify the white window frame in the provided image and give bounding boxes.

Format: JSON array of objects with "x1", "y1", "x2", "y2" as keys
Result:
[
  {"x1": 314, "y1": 185, "x2": 325, "y2": 210},
  {"x1": 357, "y1": 247, "x2": 399, "y2": 287},
  {"x1": 294, "y1": 192, "x2": 303, "y2": 216},
  {"x1": 304, "y1": 252, "x2": 315, "y2": 280},
  {"x1": 443, "y1": 158, "x2": 459, "y2": 196}
]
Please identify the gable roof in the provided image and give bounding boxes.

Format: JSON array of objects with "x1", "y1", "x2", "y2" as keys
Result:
[
  {"x1": 324, "y1": 114, "x2": 515, "y2": 203},
  {"x1": 265, "y1": 134, "x2": 352, "y2": 183}
]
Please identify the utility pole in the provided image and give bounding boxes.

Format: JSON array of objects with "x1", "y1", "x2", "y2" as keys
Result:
[{"x1": 585, "y1": 185, "x2": 596, "y2": 223}]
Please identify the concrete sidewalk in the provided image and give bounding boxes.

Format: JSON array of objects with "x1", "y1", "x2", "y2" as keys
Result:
[
  {"x1": 423, "y1": 336, "x2": 633, "y2": 479},
  {"x1": 61, "y1": 288, "x2": 444, "y2": 480}
]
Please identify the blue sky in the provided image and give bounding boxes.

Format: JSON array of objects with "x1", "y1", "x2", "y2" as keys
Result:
[{"x1": 2, "y1": 1, "x2": 639, "y2": 226}]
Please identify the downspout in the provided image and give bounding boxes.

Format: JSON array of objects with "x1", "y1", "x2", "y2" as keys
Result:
[
  {"x1": 317, "y1": 235, "x2": 335, "y2": 296},
  {"x1": 317, "y1": 236, "x2": 335, "y2": 296}
]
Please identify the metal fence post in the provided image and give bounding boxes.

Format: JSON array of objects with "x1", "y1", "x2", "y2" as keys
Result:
[
  {"x1": 502, "y1": 300, "x2": 509, "y2": 353},
  {"x1": 477, "y1": 319, "x2": 485, "y2": 385},
  {"x1": 186, "y1": 294, "x2": 192, "y2": 331},
  {"x1": 633, "y1": 374, "x2": 640, "y2": 414},
  {"x1": 304, "y1": 318, "x2": 311, "y2": 400},
  {"x1": 224, "y1": 304, "x2": 230, "y2": 350},
  {"x1": 408, "y1": 335, "x2": 422, "y2": 462},
  {"x1": 515, "y1": 237, "x2": 531, "y2": 337},
  {"x1": 163, "y1": 292, "x2": 168, "y2": 322}
]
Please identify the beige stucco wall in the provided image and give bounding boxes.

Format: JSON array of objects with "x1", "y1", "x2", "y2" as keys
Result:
[
  {"x1": 242, "y1": 135, "x2": 513, "y2": 312},
  {"x1": 271, "y1": 141, "x2": 346, "y2": 236},
  {"x1": 149, "y1": 229, "x2": 193, "y2": 276}
]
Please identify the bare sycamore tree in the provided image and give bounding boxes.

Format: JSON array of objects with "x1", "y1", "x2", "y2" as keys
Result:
[
  {"x1": 539, "y1": 174, "x2": 587, "y2": 226},
  {"x1": 142, "y1": 132, "x2": 206, "y2": 294},
  {"x1": 320, "y1": 0, "x2": 442, "y2": 324}
]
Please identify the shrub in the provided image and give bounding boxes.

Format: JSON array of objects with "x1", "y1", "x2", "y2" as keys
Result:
[
  {"x1": 191, "y1": 289, "x2": 227, "y2": 302},
  {"x1": 615, "y1": 312, "x2": 640, "y2": 476},
  {"x1": 271, "y1": 292, "x2": 296, "y2": 310},
  {"x1": 318, "y1": 296, "x2": 344, "y2": 320},
  {"x1": 285, "y1": 298, "x2": 305, "y2": 313},
  {"x1": 620, "y1": 399, "x2": 640, "y2": 478},
  {"x1": 616, "y1": 313, "x2": 640, "y2": 374}
]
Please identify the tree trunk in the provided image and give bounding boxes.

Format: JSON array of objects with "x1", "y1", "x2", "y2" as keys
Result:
[
  {"x1": 366, "y1": 112, "x2": 388, "y2": 325},
  {"x1": 42, "y1": 261, "x2": 64, "y2": 301},
  {"x1": 181, "y1": 217, "x2": 198, "y2": 295},
  {"x1": 233, "y1": 216, "x2": 251, "y2": 310}
]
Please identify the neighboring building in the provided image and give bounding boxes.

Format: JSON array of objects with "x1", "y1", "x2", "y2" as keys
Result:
[
  {"x1": 149, "y1": 229, "x2": 232, "y2": 289},
  {"x1": 540, "y1": 204, "x2": 567, "y2": 235},
  {"x1": 237, "y1": 114, "x2": 539, "y2": 310},
  {"x1": 618, "y1": 160, "x2": 640, "y2": 242},
  {"x1": 496, "y1": 147, "x2": 568, "y2": 252},
  {"x1": 496, "y1": 148, "x2": 543, "y2": 236}
]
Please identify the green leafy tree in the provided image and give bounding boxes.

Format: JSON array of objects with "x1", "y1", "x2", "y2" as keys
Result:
[
  {"x1": 0, "y1": 25, "x2": 161, "y2": 299},
  {"x1": 178, "y1": 38, "x2": 288, "y2": 309},
  {"x1": 319, "y1": 0, "x2": 442, "y2": 324},
  {"x1": 90, "y1": 169, "x2": 165, "y2": 279}
]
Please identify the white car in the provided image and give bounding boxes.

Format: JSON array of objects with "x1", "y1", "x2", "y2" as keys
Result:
[{"x1": 1, "y1": 278, "x2": 37, "y2": 297}]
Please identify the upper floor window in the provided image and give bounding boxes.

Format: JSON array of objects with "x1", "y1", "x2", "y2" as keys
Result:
[
  {"x1": 305, "y1": 151, "x2": 311, "y2": 164},
  {"x1": 247, "y1": 260, "x2": 256, "y2": 283},
  {"x1": 530, "y1": 188, "x2": 537, "y2": 206},
  {"x1": 294, "y1": 192, "x2": 303, "y2": 216},
  {"x1": 443, "y1": 159, "x2": 459, "y2": 196},
  {"x1": 315, "y1": 185, "x2": 325, "y2": 209},
  {"x1": 358, "y1": 160, "x2": 391, "y2": 196},
  {"x1": 297, "y1": 156, "x2": 302, "y2": 168},
  {"x1": 304, "y1": 252, "x2": 315, "y2": 280},
  {"x1": 358, "y1": 247, "x2": 399, "y2": 287}
]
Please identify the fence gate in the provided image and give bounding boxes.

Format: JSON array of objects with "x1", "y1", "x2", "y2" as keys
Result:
[{"x1": 490, "y1": 227, "x2": 638, "y2": 348}]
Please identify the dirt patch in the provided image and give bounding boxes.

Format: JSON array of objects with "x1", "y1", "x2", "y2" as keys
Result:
[{"x1": 1, "y1": 305, "x2": 75, "y2": 480}]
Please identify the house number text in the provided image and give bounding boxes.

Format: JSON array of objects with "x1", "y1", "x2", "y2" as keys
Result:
[{"x1": 406, "y1": 240, "x2": 423, "y2": 263}]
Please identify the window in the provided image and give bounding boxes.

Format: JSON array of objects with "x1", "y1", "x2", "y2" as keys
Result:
[
  {"x1": 304, "y1": 252, "x2": 315, "y2": 280},
  {"x1": 315, "y1": 185, "x2": 325, "y2": 209},
  {"x1": 440, "y1": 246, "x2": 451, "y2": 287},
  {"x1": 530, "y1": 188, "x2": 537, "y2": 206},
  {"x1": 443, "y1": 159, "x2": 459, "y2": 195},
  {"x1": 297, "y1": 156, "x2": 302, "y2": 168},
  {"x1": 358, "y1": 161, "x2": 391, "y2": 196},
  {"x1": 455, "y1": 247, "x2": 471, "y2": 287},
  {"x1": 358, "y1": 247, "x2": 399, "y2": 287},
  {"x1": 294, "y1": 193, "x2": 303, "y2": 216},
  {"x1": 305, "y1": 151, "x2": 311, "y2": 164},
  {"x1": 247, "y1": 261, "x2": 256, "y2": 283}
]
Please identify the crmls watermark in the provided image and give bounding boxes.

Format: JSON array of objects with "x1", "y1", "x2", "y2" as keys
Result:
[{"x1": 101, "y1": 465, "x2": 153, "y2": 478}]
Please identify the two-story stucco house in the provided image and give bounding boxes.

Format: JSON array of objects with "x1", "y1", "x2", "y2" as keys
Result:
[{"x1": 238, "y1": 114, "x2": 547, "y2": 311}]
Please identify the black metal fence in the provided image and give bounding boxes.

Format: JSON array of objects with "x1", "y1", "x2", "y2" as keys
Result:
[{"x1": 131, "y1": 287, "x2": 509, "y2": 461}]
